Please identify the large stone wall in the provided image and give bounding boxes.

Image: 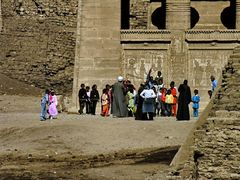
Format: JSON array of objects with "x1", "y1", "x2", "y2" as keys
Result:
[
  {"x1": 121, "y1": 32, "x2": 234, "y2": 103},
  {"x1": 0, "y1": 0, "x2": 78, "y2": 94},
  {"x1": 122, "y1": 44, "x2": 168, "y2": 86},
  {"x1": 70, "y1": 0, "x2": 121, "y2": 111}
]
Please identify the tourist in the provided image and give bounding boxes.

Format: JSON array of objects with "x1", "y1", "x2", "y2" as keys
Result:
[
  {"x1": 101, "y1": 88, "x2": 110, "y2": 117},
  {"x1": 176, "y1": 80, "x2": 192, "y2": 121},
  {"x1": 161, "y1": 88, "x2": 167, "y2": 116},
  {"x1": 112, "y1": 76, "x2": 128, "y2": 117},
  {"x1": 48, "y1": 90, "x2": 58, "y2": 119},
  {"x1": 157, "y1": 78, "x2": 164, "y2": 90},
  {"x1": 192, "y1": 89, "x2": 200, "y2": 118},
  {"x1": 134, "y1": 83, "x2": 145, "y2": 120},
  {"x1": 210, "y1": 75, "x2": 217, "y2": 92},
  {"x1": 146, "y1": 68, "x2": 154, "y2": 89},
  {"x1": 155, "y1": 88, "x2": 162, "y2": 116},
  {"x1": 140, "y1": 85, "x2": 156, "y2": 120},
  {"x1": 127, "y1": 86, "x2": 135, "y2": 117},
  {"x1": 78, "y1": 83, "x2": 87, "y2": 114},
  {"x1": 85, "y1": 86, "x2": 91, "y2": 114},
  {"x1": 165, "y1": 89, "x2": 174, "y2": 117},
  {"x1": 105, "y1": 84, "x2": 112, "y2": 115},
  {"x1": 155, "y1": 70, "x2": 163, "y2": 85},
  {"x1": 90, "y1": 84, "x2": 100, "y2": 115},
  {"x1": 208, "y1": 90, "x2": 213, "y2": 99},
  {"x1": 170, "y1": 81, "x2": 178, "y2": 116},
  {"x1": 40, "y1": 89, "x2": 50, "y2": 121}
]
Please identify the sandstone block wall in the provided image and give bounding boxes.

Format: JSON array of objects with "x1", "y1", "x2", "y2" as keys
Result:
[
  {"x1": 70, "y1": 0, "x2": 122, "y2": 111},
  {"x1": 0, "y1": 0, "x2": 78, "y2": 94},
  {"x1": 130, "y1": 0, "x2": 149, "y2": 29},
  {"x1": 192, "y1": 117, "x2": 240, "y2": 179},
  {"x1": 168, "y1": 46, "x2": 240, "y2": 179}
]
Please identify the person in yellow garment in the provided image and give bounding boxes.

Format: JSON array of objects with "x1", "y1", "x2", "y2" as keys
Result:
[{"x1": 165, "y1": 89, "x2": 174, "y2": 117}]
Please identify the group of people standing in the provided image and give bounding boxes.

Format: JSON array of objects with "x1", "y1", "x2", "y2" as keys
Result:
[
  {"x1": 40, "y1": 89, "x2": 58, "y2": 121},
  {"x1": 78, "y1": 84, "x2": 100, "y2": 116},
  {"x1": 77, "y1": 69, "x2": 204, "y2": 121},
  {"x1": 131, "y1": 70, "x2": 197, "y2": 121},
  {"x1": 40, "y1": 72, "x2": 217, "y2": 121}
]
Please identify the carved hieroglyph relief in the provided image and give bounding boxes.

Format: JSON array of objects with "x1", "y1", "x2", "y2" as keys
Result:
[
  {"x1": 122, "y1": 50, "x2": 167, "y2": 86},
  {"x1": 190, "y1": 50, "x2": 232, "y2": 88}
]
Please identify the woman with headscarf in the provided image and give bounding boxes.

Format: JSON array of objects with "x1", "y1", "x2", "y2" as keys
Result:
[{"x1": 176, "y1": 80, "x2": 191, "y2": 120}]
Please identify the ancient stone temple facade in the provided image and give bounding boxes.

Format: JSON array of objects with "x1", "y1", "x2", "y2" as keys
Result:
[
  {"x1": 71, "y1": 0, "x2": 240, "y2": 111},
  {"x1": 0, "y1": 1, "x2": 240, "y2": 110}
]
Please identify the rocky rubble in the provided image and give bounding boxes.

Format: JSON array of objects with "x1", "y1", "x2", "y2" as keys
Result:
[{"x1": 168, "y1": 46, "x2": 240, "y2": 179}]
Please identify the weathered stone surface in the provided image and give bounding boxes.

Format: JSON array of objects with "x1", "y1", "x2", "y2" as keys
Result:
[
  {"x1": 0, "y1": 0, "x2": 78, "y2": 94},
  {"x1": 170, "y1": 45, "x2": 240, "y2": 179}
]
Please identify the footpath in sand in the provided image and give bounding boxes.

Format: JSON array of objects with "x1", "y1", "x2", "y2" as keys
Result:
[{"x1": 0, "y1": 75, "x2": 196, "y2": 179}]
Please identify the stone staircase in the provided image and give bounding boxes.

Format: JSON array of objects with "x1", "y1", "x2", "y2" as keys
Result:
[
  {"x1": 167, "y1": 46, "x2": 240, "y2": 179},
  {"x1": 210, "y1": 47, "x2": 240, "y2": 116}
]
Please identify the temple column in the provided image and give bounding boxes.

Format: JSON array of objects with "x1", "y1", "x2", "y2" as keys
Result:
[
  {"x1": 70, "y1": 0, "x2": 121, "y2": 112},
  {"x1": 166, "y1": 0, "x2": 190, "y2": 30},
  {"x1": 236, "y1": 0, "x2": 240, "y2": 29}
]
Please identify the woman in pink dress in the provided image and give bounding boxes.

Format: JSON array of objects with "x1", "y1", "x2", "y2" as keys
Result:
[{"x1": 48, "y1": 90, "x2": 58, "y2": 119}]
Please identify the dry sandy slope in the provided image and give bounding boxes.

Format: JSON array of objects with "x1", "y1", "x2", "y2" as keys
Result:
[
  {"x1": 0, "y1": 75, "x2": 197, "y2": 179},
  {"x1": 0, "y1": 73, "x2": 42, "y2": 96},
  {"x1": 0, "y1": 112, "x2": 195, "y2": 156}
]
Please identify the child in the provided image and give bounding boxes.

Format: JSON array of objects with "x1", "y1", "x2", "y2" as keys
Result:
[
  {"x1": 165, "y1": 89, "x2": 174, "y2": 117},
  {"x1": 192, "y1": 89, "x2": 200, "y2": 118},
  {"x1": 156, "y1": 88, "x2": 162, "y2": 116},
  {"x1": 170, "y1": 81, "x2": 177, "y2": 117},
  {"x1": 105, "y1": 84, "x2": 112, "y2": 115},
  {"x1": 208, "y1": 90, "x2": 212, "y2": 99},
  {"x1": 101, "y1": 88, "x2": 110, "y2": 117},
  {"x1": 127, "y1": 88, "x2": 135, "y2": 117},
  {"x1": 48, "y1": 90, "x2": 58, "y2": 119},
  {"x1": 40, "y1": 89, "x2": 50, "y2": 121},
  {"x1": 85, "y1": 86, "x2": 91, "y2": 114},
  {"x1": 160, "y1": 88, "x2": 167, "y2": 116}
]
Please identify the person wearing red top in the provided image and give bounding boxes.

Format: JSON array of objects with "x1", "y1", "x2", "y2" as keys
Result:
[
  {"x1": 170, "y1": 81, "x2": 178, "y2": 116},
  {"x1": 161, "y1": 88, "x2": 167, "y2": 116},
  {"x1": 101, "y1": 88, "x2": 110, "y2": 117}
]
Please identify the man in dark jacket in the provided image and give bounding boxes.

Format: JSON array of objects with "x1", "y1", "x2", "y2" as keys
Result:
[
  {"x1": 90, "y1": 84, "x2": 100, "y2": 115},
  {"x1": 78, "y1": 83, "x2": 87, "y2": 114}
]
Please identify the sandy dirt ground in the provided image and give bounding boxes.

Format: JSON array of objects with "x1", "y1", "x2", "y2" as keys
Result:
[{"x1": 0, "y1": 74, "x2": 197, "y2": 179}]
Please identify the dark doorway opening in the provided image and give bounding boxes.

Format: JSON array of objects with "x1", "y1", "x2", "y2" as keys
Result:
[
  {"x1": 121, "y1": 0, "x2": 130, "y2": 29},
  {"x1": 221, "y1": 1, "x2": 236, "y2": 29},
  {"x1": 151, "y1": 2, "x2": 166, "y2": 29},
  {"x1": 190, "y1": 7, "x2": 199, "y2": 29}
]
